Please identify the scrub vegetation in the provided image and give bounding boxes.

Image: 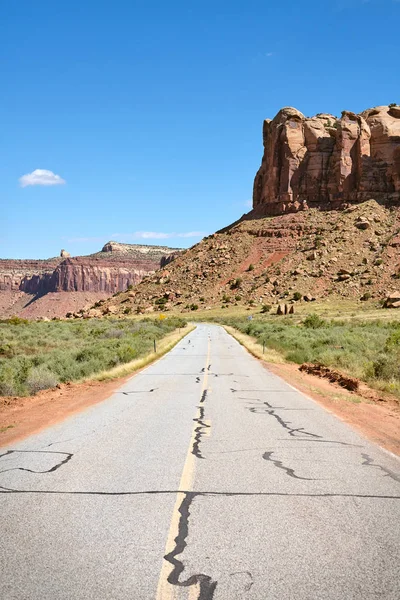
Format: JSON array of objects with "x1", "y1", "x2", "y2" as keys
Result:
[
  {"x1": 210, "y1": 314, "x2": 400, "y2": 398},
  {"x1": 0, "y1": 316, "x2": 186, "y2": 396}
]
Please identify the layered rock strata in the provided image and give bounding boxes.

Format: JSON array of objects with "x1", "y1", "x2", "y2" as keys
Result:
[
  {"x1": 0, "y1": 242, "x2": 182, "y2": 294},
  {"x1": 253, "y1": 105, "x2": 400, "y2": 215}
]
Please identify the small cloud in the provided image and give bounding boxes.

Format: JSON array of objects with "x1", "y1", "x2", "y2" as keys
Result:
[
  {"x1": 19, "y1": 169, "x2": 66, "y2": 187},
  {"x1": 266, "y1": 52, "x2": 274, "y2": 57},
  {"x1": 244, "y1": 199, "x2": 253, "y2": 208},
  {"x1": 112, "y1": 231, "x2": 205, "y2": 241}
]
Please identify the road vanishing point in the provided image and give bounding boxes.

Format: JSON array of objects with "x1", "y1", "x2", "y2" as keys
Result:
[{"x1": 1, "y1": 324, "x2": 399, "y2": 599}]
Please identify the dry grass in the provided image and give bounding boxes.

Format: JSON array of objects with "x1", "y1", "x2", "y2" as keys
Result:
[
  {"x1": 89, "y1": 324, "x2": 195, "y2": 382},
  {"x1": 223, "y1": 325, "x2": 285, "y2": 364}
]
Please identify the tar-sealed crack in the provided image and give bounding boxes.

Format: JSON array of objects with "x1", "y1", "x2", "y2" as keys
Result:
[
  {"x1": 192, "y1": 406, "x2": 211, "y2": 459},
  {"x1": 263, "y1": 451, "x2": 316, "y2": 480},
  {"x1": 0, "y1": 450, "x2": 73, "y2": 475},
  {"x1": 246, "y1": 399, "x2": 322, "y2": 439},
  {"x1": 164, "y1": 492, "x2": 217, "y2": 599},
  {"x1": 361, "y1": 453, "x2": 400, "y2": 483},
  {"x1": 120, "y1": 388, "x2": 156, "y2": 395},
  {"x1": 1, "y1": 484, "x2": 399, "y2": 499}
]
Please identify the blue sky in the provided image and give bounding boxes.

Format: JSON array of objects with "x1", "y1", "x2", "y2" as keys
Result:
[{"x1": 1, "y1": 0, "x2": 400, "y2": 259}]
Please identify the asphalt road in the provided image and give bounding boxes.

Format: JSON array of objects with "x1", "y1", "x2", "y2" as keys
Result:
[{"x1": 1, "y1": 324, "x2": 399, "y2": 599}]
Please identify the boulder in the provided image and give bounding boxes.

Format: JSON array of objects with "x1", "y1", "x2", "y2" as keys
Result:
[
  {"x1": 355, "y1": 218, "x2": 370, "y2": 230},
  {"x1": 384, "y1": 291, "x2": 400, "y2": 308}
]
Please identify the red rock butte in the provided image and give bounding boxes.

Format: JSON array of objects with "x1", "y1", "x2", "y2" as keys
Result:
[{"x1": 252, "y1": 105, "x2": 400, "y2": 216}]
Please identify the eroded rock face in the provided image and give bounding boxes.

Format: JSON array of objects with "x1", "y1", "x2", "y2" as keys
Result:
[
  {"x1": 0, "y1": 243, "x2": 183, "y2": 294},
  {"x1": 253, "y1": 105, "x2": 400, "y2": 215}
]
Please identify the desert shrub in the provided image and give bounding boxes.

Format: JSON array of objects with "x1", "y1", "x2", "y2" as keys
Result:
[
  {"x1": 190, "y1": 304, "x2": 199, "y2": 311},
  {"x1": 0, "y1": 316, "x2": 186, "y2": 396},
  {"x1": 303, "y1": 314, "x2": 327, "y2": 329},
  {"x1": 261, "y1": 304, "x2": 272, "y2": 313},
  {"x1": 102, "y1": 328, "x2": 126, "y2": 339},
  {"x1": 211, "y1": 314, "x2": 400, "y2": 397},
  {"x1": 293, "y1": 292, "x2": 302, "y2": 301},
  {"x1": 248, "y1": 264, "x2": 255, "y2": 272},
  {"x1": 360, "y1": 292, "x2": 371, "y2": 301},
  {"x1": 155, "y1": 297, "x2": 167, "y2": 306},
  {"x1": 26, "y1": 367, "x2": 59, "y2": 395},
  {"x1": 230, "y1": 278, "x2": 242, "y2": 289}
]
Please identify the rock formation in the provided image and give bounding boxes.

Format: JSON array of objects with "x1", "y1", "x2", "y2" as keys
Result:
[
  {"x1": 253, "y1": 105, "x2": 400, "y2": 215},
  {"x1": 0, "y1": 242, "x2": 182, "y2": 296}
]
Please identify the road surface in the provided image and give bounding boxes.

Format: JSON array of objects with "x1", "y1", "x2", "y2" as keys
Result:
[{"x1": 1, "y1": 324, "x2": 399, "y2": 599}]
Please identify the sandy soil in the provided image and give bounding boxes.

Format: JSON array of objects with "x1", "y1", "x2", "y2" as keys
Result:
[{"x1": 0, "y1": 377, "x2": 131, "y2": 447}]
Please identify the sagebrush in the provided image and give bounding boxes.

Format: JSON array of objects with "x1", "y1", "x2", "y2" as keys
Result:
[{"x1": 0, "y1": 317, "x2": 186, "y2": 396}]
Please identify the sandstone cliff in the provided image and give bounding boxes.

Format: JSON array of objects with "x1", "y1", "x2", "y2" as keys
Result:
[
  {"x1": 253, "y1": 105, "x2": 400, "y2": 215},
  {"x1": 0, "y1": 242, "x2": 183, "y2": 318},
  {"x1": 0, "y1": 242, "x2": 181, "y2": 295}
]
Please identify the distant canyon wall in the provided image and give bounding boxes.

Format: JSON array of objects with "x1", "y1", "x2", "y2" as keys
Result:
[
  {"x1": 0, "y1": 247, "x2": 182, "y2": 295},
  {"x1": 253, "y1": 105, "x2": 400, "y2": 215}
]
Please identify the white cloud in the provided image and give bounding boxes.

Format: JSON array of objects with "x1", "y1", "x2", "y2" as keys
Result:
[
  {"x1": 266, "y1": 52, "x2": 274, "y2": 57},
  {"x1": 244, "y1": 199, "x2": 252, "y2": 208},
  {"x1": 19, "y1": 169, "x2": 66, "y2": 187},
  {"x1": 112, "y1": 231, "x2": 205, "y2": 241}
]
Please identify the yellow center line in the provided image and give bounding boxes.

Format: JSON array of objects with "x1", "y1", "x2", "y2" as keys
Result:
[{"x1": 155, "y1": 338, "x2": 211, "y2": 600}]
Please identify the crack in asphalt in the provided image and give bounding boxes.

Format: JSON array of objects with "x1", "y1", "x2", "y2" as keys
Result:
[
  {"x1": 163, "y1": 492, "x2": 217, "y2": 599},
  {"x1": 250, "y1": 403, "x2": 322, "y2": 439},
  {"x1": 0, "y1": 450, "x2": 73, "y2": 475},
  {"x1": 1, "y1": 486, "x2": 399, "y2": 499},
  {"x1": 120, "y1": 388, "x2": 156, "y2": 395},
  {"x1": 283, "y1": 439, "x2": 362, "y2": 447},
  {"x1": 192, "y1": 406, "x2": 211, "y2": 459},
  {"x1": 191, "y1": 389, "x2": 210, "y2": 459},
  {"x1": 262, "y1": 451, "x2": 316, "y2": 480},
  {"x1": 361, "y1": 453, "x2": 400, "y2": 483}
]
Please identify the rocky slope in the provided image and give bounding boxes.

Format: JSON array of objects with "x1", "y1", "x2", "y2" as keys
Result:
[
  {"x1": 252, "y1": 105, "x2": 400, "y2": 216},
  {"x1": 79, "y1": 104, "x2": 400, "y2": 318},
  {"x1": 85, "y1": 200, "x2": 400, "y2": 317},
  {"x1": 0, "y1": 242, "x2": 181, "y2": 319}
]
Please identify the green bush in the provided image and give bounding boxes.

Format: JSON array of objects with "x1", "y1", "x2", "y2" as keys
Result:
[
  {"x1": 208, "y1": 314, "x2": 400, "y2": 398},
  {"x1": 0, "y1": 317, "x2": 186, "y2": 396},
  {"x1": 302, "y1": 314, "x2": 327, "y2": 329},
  {"x1": 261, "y1": 304, "x2": 272, "y2": 313},
  {"x1": 360, "y1": 292, "x2": 371, "y2": 301},
  {"x1": 293, "y1": 292, "x2": 302, "y2": 301},
  {"x1": 26, "y1": 367, "x2": 59, "y2": 395},
  {"x1": 230, "y1": 278, "x2": 242, "y2": 289},
  {"x1": 248, "y1": 264, "x2": 255, "y2": 272}
]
